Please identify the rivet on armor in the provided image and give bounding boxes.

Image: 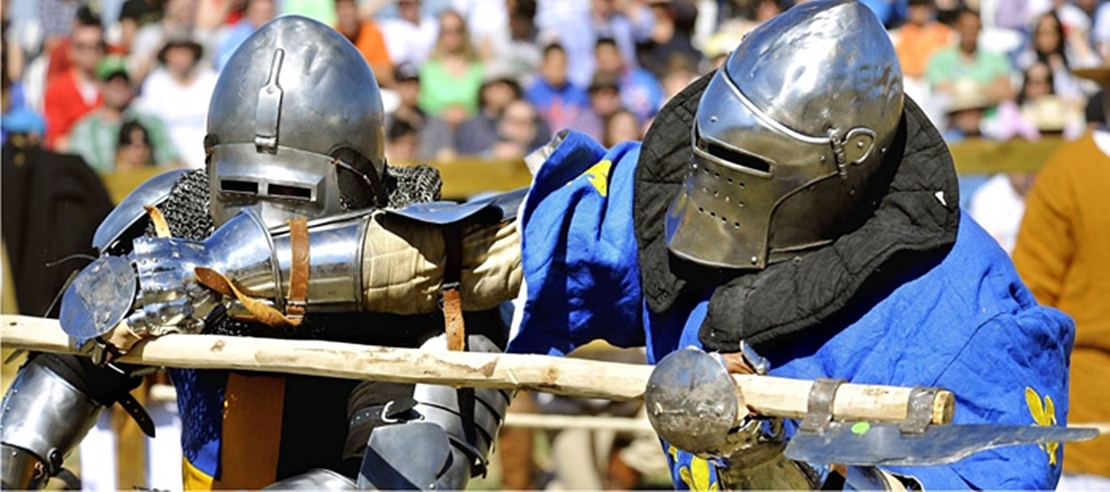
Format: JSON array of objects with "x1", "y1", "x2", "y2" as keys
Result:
[{"x1": 750, "y1": 256, "x2": 758, "y2": 264}]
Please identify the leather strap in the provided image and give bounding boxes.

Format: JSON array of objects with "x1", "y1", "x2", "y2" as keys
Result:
[
  {"x1": 143, "y1": 205, "x2": 171, "y2": 238},
  {"x1": 116, "y1": 392, "x2": 156, "y2": 438},
  {"x1": 286, "y1": 217, "x2": 310, "y2": 319},
  {"x1": 442, "y1": 223, "x2": 465, "y2": 351},
  {"x1": 195, "y1": 267, "x2": 301, "y2": 328}
]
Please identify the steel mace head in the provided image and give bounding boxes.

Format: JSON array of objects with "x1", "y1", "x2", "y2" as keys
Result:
[{"x1": 645, "y1": 348, "x2": 742, "y2": 454}]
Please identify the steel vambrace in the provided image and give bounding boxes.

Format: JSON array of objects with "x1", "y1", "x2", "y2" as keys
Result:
[
  {"x1": 0, "y1": 357, "x2": 104, "y2": 489},
  {"x1": 357, "y1": 334, "x2": 511, "y2": 490}
]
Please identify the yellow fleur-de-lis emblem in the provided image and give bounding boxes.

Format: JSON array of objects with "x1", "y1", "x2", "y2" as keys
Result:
[
  {"x1": 668, "y1": 445, "x2": 719, "y2": 491},
  {"x1": 581, "y1": 159, "x2": 613, "y2": 197},
  {"x1": 1025, "y1": 386, "x2": 1059, "y2": 466}
]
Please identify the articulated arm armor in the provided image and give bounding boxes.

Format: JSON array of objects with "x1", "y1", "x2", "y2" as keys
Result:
[
  {"x1": 60, "y1": 189, "x2": 526, "y2": 356},
  {"x1": 0, "y1": 354, "x2": 146, "y2": 489},
  {"x1": 358, "y1": 333, "x2": 511, "y2": 490}
]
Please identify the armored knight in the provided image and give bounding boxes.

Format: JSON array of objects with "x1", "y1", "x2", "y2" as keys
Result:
[
  {"x1": 1, "y1": 16, "x2": 522, "y2": 490},
  {"x1": 4, "y1": 2, "x2": 1077, "y2": 490},
  {"x1": 502, "y1": 1, "x2": 1072, "y2": 489}
]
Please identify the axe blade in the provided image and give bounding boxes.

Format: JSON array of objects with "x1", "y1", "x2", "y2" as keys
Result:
[{"x1": 785, "y1": 422, "x2": 1099, "y2": 466}]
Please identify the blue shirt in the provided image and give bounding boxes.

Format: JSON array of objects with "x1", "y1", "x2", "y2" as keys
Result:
[{"x1": 508, "y1": 131, "x2": 1074, "y2": 490}]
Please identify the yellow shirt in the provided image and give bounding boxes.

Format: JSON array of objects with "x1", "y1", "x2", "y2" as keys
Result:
[{"x1": 1013, "y1": 131, "x2": 1110, "y2": 477}]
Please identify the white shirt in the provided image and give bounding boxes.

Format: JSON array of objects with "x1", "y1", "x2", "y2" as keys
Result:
[
  {"x1": 968, "y1": 173, "x2": 1026, "y2": 254},
  {"x1": 136, "y1": 67, "x2": 219, "y2": 169},
  {"x1": 379, "y1": 16, "x2": 439, "y2": 67}
]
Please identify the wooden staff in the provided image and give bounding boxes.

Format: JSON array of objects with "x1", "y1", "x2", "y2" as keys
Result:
[{"x1": 0, "y1": 315, "x2": 951, "y2": 424}]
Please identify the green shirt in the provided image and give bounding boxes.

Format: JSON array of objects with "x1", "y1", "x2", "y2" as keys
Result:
[
  {"x1": 925, "y1": 46, "x2": 1013, "y2": 89},
  {"x1": 417, "y1": 60, "x2": 484, "y2": 116},
  {"x1": 280, "y1": 0, "x2": 336, "y2": 25},
  {"x1": 68, "y1": 108, "x2": 180, "y2": 172}
]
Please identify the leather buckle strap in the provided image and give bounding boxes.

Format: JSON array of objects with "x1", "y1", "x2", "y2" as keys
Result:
[
  {"x1": 442, "y1": 223, "x2": 465, "y2": 351},
  {"x1": 286, "y1": 216, "x2": 310, "y2": 319},
  {"x1": 116, "y1": 392, "x2": 156, "y2": 438}
]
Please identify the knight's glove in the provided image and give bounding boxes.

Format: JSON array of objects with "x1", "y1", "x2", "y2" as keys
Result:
[{"x1": 61, "y1": 208, "x2": 284, "y2": 362}]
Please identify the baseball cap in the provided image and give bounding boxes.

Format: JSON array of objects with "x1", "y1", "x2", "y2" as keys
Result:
[{"x1": 96, "y1": 56, "x2": 130, "y2": 82}]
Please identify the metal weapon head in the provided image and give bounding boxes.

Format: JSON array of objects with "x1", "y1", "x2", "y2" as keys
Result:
[
  {"x1": 665, "y1": 0, "x2": 903, "y2": 269},
  {"x1": 645, "y1": 348, "x2": 741, "y2": 454},
  {"x1": 206, "y1": 15, "x2": 386, "y2": 229},
  {"x1": 785, "y1": 422, "x2": 1100, "y2": 466}
]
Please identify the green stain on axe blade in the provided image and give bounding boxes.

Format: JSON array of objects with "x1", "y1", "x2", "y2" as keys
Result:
[{"x1": 851, "y1": 422, "x2": 871, "y2": 435}]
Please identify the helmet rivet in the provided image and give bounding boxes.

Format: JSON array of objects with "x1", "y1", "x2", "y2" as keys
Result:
[
  {"x1": 820, "y1": 155, "x2": 826, "y2": 162},
  {"x1": 857, "y1": 141, "x2": 864, "y2": 149},
  {"x1": 750, "y1": 256, "x2": 758, "y2": 264},
  {"x1": 710, "y1": 116, "x2": 718, "y2": 123},
  {"x1": 881, "y1": 147, "x2": 887, "y2": 153}
]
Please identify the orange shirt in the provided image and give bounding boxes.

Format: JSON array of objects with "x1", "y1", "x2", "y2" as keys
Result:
[
  {"x1": 1013, "y1": 132, "x2": 1110, "y2": 477},
  {"x1": 895, "y1": 22, "x2": 953, "y2": 79},
  {"x1": 344, "y1": 21, "x2": 392, "y2": 83}
]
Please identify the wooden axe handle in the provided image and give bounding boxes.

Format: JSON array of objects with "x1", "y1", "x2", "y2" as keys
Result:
[{"x1": 0, "y1": 315, "x2": 952, "y2": 424}]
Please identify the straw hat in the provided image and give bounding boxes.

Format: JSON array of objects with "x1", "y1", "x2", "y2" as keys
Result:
[
  {"x1": 1021, "y1": 96, "x2": 1070, "y2": 133},
  {"x1": 945, "y1": 78, "x2": 992, "y2": 113}
]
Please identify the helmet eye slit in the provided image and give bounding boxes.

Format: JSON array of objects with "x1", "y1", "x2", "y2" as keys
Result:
[
  {"x1": 267, "y1": 184, "x2": 313, "y2": 201},
  {"x1": 705, "y1": 142, "x2": 771, "y2": 173},
  {"x1": 220, "y1": 180, "x2": 260, "y2": 195}
]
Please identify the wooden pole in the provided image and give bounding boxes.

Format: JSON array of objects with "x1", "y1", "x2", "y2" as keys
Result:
[{"x1": 0, "y1": 315, "x2": 951, "y2": 424}]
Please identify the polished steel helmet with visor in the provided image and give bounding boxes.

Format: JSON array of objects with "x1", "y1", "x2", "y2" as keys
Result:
[
  {"x1": 206, "y1": 15, "x2": 387, "y2": 228},
  {"x1": 665, "y1": 0, "x2": 904, "y2": 269}
]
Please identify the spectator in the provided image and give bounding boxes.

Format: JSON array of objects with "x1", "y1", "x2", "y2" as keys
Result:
[
  {"x1": 491, "y1": 98, "x2": 548, "y2": 159},
  {"x1": 387, "y1": 62, "x2": 456, "y2": 161},
  {"x1": 595, "y1": 37, "x2": 663, "y2": 123},
  {"x1": 525, "y1": 43, "x2": 590, "y2": 132},
  {"x1": 135, "y1": 36, "x2": 218, "y2": 169},
  {"x1": 1, "y1": 108, "x2": 113, "y2": 318},
  {"x1": 502, "y1": 0, "x2": 543, "y2": 77},
  {"x1": 568, "y1": 70, "x2": 622, "y2": 142},
  {"x1": 456, "y1": 63, "x2": 526, "y2": 155},
  {"x1": 215, "y1": 0, "x2": 275, "y2": 70},
  {"x1": 941, "y1": 78, "x2": 992, "y2": 141},
  {"x1": 1012, "y1": 61, "x2": 1110, "y2": 491},
  {"x1": 453, "y1": 0, "x2": 510, "y2": 60},
  {"x1": 602, "y1": 108, "x2": 642, "y2": 147},
  {"x1": 129, "y1": 0, "x2": 212, "y2": 84},
  {"x1": 637, "y1": 0, "x2": 700, "y2": 79},
  {"x1": 380, "y1": 0, "x2": 439, "y2": 67},
  {"x1": 44, "y1": 7, "x2": 127, "y2": 84},
  {"x1": 1016, "y1": 12, "x2": 1094, "y2": 108},
  {"x1": 335, "y1": 0, "x2": 394, "y2": 87},
  {"x1": 43, "y1": 12, "x2": 105, "y2": 150},
  {"x1": 892, "y1": 0, "x2": 953, "y2": 81},
  {"x1": 68, "y1": 56, "x2": 180, "y2": 172},
  {"x1": 925, "y1": 7, "x2": 1015, "y2": 106},
  {"x1": 386, "y1": 118, "x2": 421, "y2": 163},
  {"x1": 538, "y1": 0, "x2": 653, "y2": 88},
  {"x1": 418, "y1": 9, "x2": 484, "y2": 126},
  {"x1": 118, "y1": 0, "x2": 165, "y2": 54},
  {"x1": 968, "y1": 171, "x2": 1034, "y2": 254},
  {"x1": 1016, "y1": 61, "x2": 1085, "y2": 138},
  {"x1": 659, "y1": 53, "x2": 699, "y2": 104},
  {"x1": 114, "y1": 120, "x2": 157, "y2": 171}
]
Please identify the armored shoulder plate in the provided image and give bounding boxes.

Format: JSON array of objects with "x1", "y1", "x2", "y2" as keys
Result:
[
  {"x1": 386, "y1": 187, "x2": 527, "y2": 225},
  {"x1": 93, "y1": 169, "x2": 190, "y2": 253}
]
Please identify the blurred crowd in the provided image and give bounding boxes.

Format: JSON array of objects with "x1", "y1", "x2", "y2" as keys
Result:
[
  {"x1": 6, "y1": 0, "x2": 1109, "y2": 174},
  {"x1": 3, "y1": 0, "x2": 1110, "y2": 489}
]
